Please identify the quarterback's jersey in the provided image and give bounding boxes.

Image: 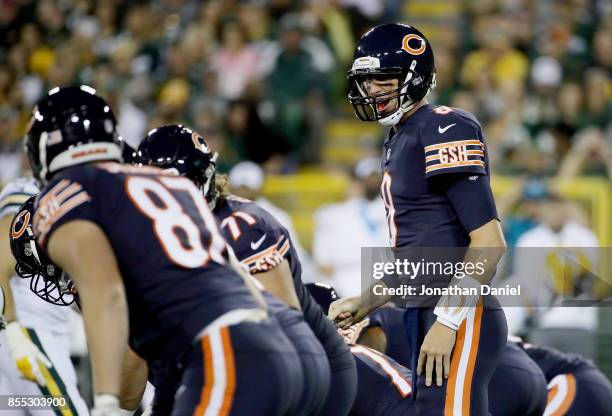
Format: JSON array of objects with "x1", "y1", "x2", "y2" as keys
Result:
[
  {"x1": 381, "y1": 104, "x2": 497, "y2": 247},
  {"x1": 215, "y1": 196, "x2": 352, "y2": 365},
  {"x1": 0, "y1": 177, "x2": 74, "y2": 333},
  {"x1": 33, "y1": 163, "x2": 261, "y2": 362}
]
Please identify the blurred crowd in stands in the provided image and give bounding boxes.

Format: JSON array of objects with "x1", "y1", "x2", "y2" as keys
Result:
[{"x1": 0, "y1": 0, "x2": 609, "y2": 183}]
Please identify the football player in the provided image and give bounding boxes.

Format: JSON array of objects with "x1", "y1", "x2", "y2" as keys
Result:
[
  {"x1": 329, "y1": 23, "x2": 508, "y2": 415},
  {"x1": 9, "y1": 196, "x2": 148, "y2": 415},
  {"x1": 136, "y1": 125, "x2": 358, "y2": 416},
  {"x1": 0, "y1": 177, "x2": 88, "y2": 415},
  {"x1": 24, "y1": 86, "x2": 305, "y2": 416},
  {"x1": 306, "y1": 283, "x2": 416, "y2": 416},
  {"x1": 133, "y1": 127, "x2": 331, "y2": 416},
  {"x1": 511, "y1": 336, "x2": 612, "y2": 415}
]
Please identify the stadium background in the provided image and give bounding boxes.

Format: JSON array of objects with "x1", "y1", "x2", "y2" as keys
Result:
[{"x1": 0, "y1": 0, "x2": 610, "y2": 401}]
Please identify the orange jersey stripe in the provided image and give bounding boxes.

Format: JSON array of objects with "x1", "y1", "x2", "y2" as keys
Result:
[
  {"x1": 547, "y1": 374, "x2": 576, "y2": 416},
  {"x1": 36, "y1": 191, "x2": 91, "y2": 245},
  {"x1": 426, "y1": 160, "x2": 484, "y2": 173},
  {"x1": 444, "y1": 320, "x2": 467, "y2": 415},
  {"x1": 424, "y1": 140, "x2": 482, "y2": 152},
  {"x1": 219, "y1": 327, "x2": 236, "y2": 416},
  {"x1": 194, "y1": 336, "x2": 214, "y2": 416},
  {"x1": 462, "y1": 301, "x2": 483, "y2": 414},
  {"x1": 38, "y1": 179, "x2": 71, "y2": 207},
  {"x1": 351, "y1": 345, "x2": 412, "y2": 397},
  {"x1": 426, "y1": 153, "x2": 483, "y2": 163}
]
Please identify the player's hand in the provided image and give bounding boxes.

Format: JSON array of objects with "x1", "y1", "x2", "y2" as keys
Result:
[
  {"x1": 328, "y1": 296, "x2": 368, "y2": 329},
  {"x1": 417, "y1": 321, "x2": 457, "y2": 387},
  {"x1": 91, "y1": 394, "x2": 123, "y2": 416},
  {"x1": 5, "y1": 321, "x2": 51, "y2": 386}
]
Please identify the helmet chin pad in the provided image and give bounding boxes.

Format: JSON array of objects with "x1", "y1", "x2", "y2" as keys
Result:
[{"x1": 378, "y1": 107, "x2": 405, "y2": 126}]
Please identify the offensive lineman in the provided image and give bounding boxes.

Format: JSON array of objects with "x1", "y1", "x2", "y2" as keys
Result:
[
  {"x1": 329, "y1": 23, "x2": 508, "y2": 415},
  {"x1": 136, "y1": 125, "x2": 358, "y2": 416},
  {"x1": 24, "y1": 86, "x2": 306, "y2": 415},
  {"x1": 511, "y1": 336, "x2": 612, "y2": 415}
]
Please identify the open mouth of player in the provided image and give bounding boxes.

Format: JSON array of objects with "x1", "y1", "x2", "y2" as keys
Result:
[{"x1": 376, "y1": 99, "x2": 394, "y2": 116}]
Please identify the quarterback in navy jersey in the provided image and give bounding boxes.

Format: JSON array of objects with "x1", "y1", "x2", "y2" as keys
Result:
[
  {"x1": 511, "y1": 336, "x2": 612, "y2": 415},
  {"x1": 329, "y1": 24, "x2": 508, "y2": 416},
  {"x1": 24, "y1": 86, "x2": 307, "y2": 416},
  {"x1": 136, "y1": 125, "x2": 357, "y2": 416}
]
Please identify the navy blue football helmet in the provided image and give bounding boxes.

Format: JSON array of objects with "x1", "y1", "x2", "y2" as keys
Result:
[
  {"x1": 136, "y1": 125, "x2": 218, "y2": 207},
  {"x1": 348, "y1": 23, "x2": 436, "y2": 126},
  {"x1": 9, "y1": 197, "x2": 77, "y2": 307},
  {"x1": 305, "y1": 283, "x2": 339, "y2": 315},
  {"x1": 25, "y1": 85, "x2": 125, "y2": 183}
]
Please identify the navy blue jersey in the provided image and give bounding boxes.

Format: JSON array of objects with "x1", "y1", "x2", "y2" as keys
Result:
[
  {"x1": 512, "y1": 339, "x2": 612, "y2": 415},
  {"x1": 215, "y1": 196, "x2": 351, "y2": 365},
  {"x1": 381, "y1": 104, "x2": 498, "y2": 247},
  {"x1": 33, "y1": 163, "x2": 260, "y2": 363},
  {"x1": 350, "y1": 344, "x2": 414, "y2": 416},
  {"x1": 512, "y1": 339, "x2": 597, "y2": 380}
]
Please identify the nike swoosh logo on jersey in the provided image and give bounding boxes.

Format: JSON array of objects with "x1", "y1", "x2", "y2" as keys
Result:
[
  {"x1": 251, "y1": 234, "x2": 267, "y2": 250},
  {"x1": 438, "y1": 123, "x2": 456, "y2": 134}
]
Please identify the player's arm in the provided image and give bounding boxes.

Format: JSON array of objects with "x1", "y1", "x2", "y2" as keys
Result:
[
  {"x1": 417, "y1": 219, "x2": 506, "y2": 385},
  {"x1": 225, "y1": 220, "x2": 299, "y2": 310},
  {"x1": 254, "y1": 259, "x2": 301, "y2": 310},
  {"x1": 119, "y1": 347, "x2": 148, "y2": 412},
  {"x1": 420, "y1": 177, "x2": 505, "y2": 384},
  {"x1": 47, "y1": 220, "x2": 128, "y2": 405}
]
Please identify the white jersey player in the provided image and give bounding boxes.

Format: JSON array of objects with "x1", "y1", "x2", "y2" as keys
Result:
[{"x1": 0, "y1": 176, "x2": 87, "y2": 415}]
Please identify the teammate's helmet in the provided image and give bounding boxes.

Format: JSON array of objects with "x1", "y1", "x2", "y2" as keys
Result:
[
  {"x1": 9, "y1": 197, "x2": 76, "y2": 306},
  {"x1": 136, "y1": 125, "x2": 218, "y2": 207},
  {"x1": 24, "y1": 85, "x2": 124, "y2": 184},
  {"x1": 305, "y1": 282, "x2": 339, "y2": 315},
  {"x1": 348, "y1": 23, "x2": 436, "y2": 126}
]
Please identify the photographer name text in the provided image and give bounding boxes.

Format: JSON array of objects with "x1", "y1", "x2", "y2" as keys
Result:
[{"x1": 372, "y1": 284, "x2": 521, "y2": 297}]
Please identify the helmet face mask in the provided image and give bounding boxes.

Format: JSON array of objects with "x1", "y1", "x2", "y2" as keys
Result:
[
  {"x1": 349, "y1": 71, "x2": 413, "y2": 125},
  {"x1": 10, "y1": 197, "x2": 76, "y2": 307},
  {"x1": 347, "y1": 23, "x2": 436, "y2": 126}
]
